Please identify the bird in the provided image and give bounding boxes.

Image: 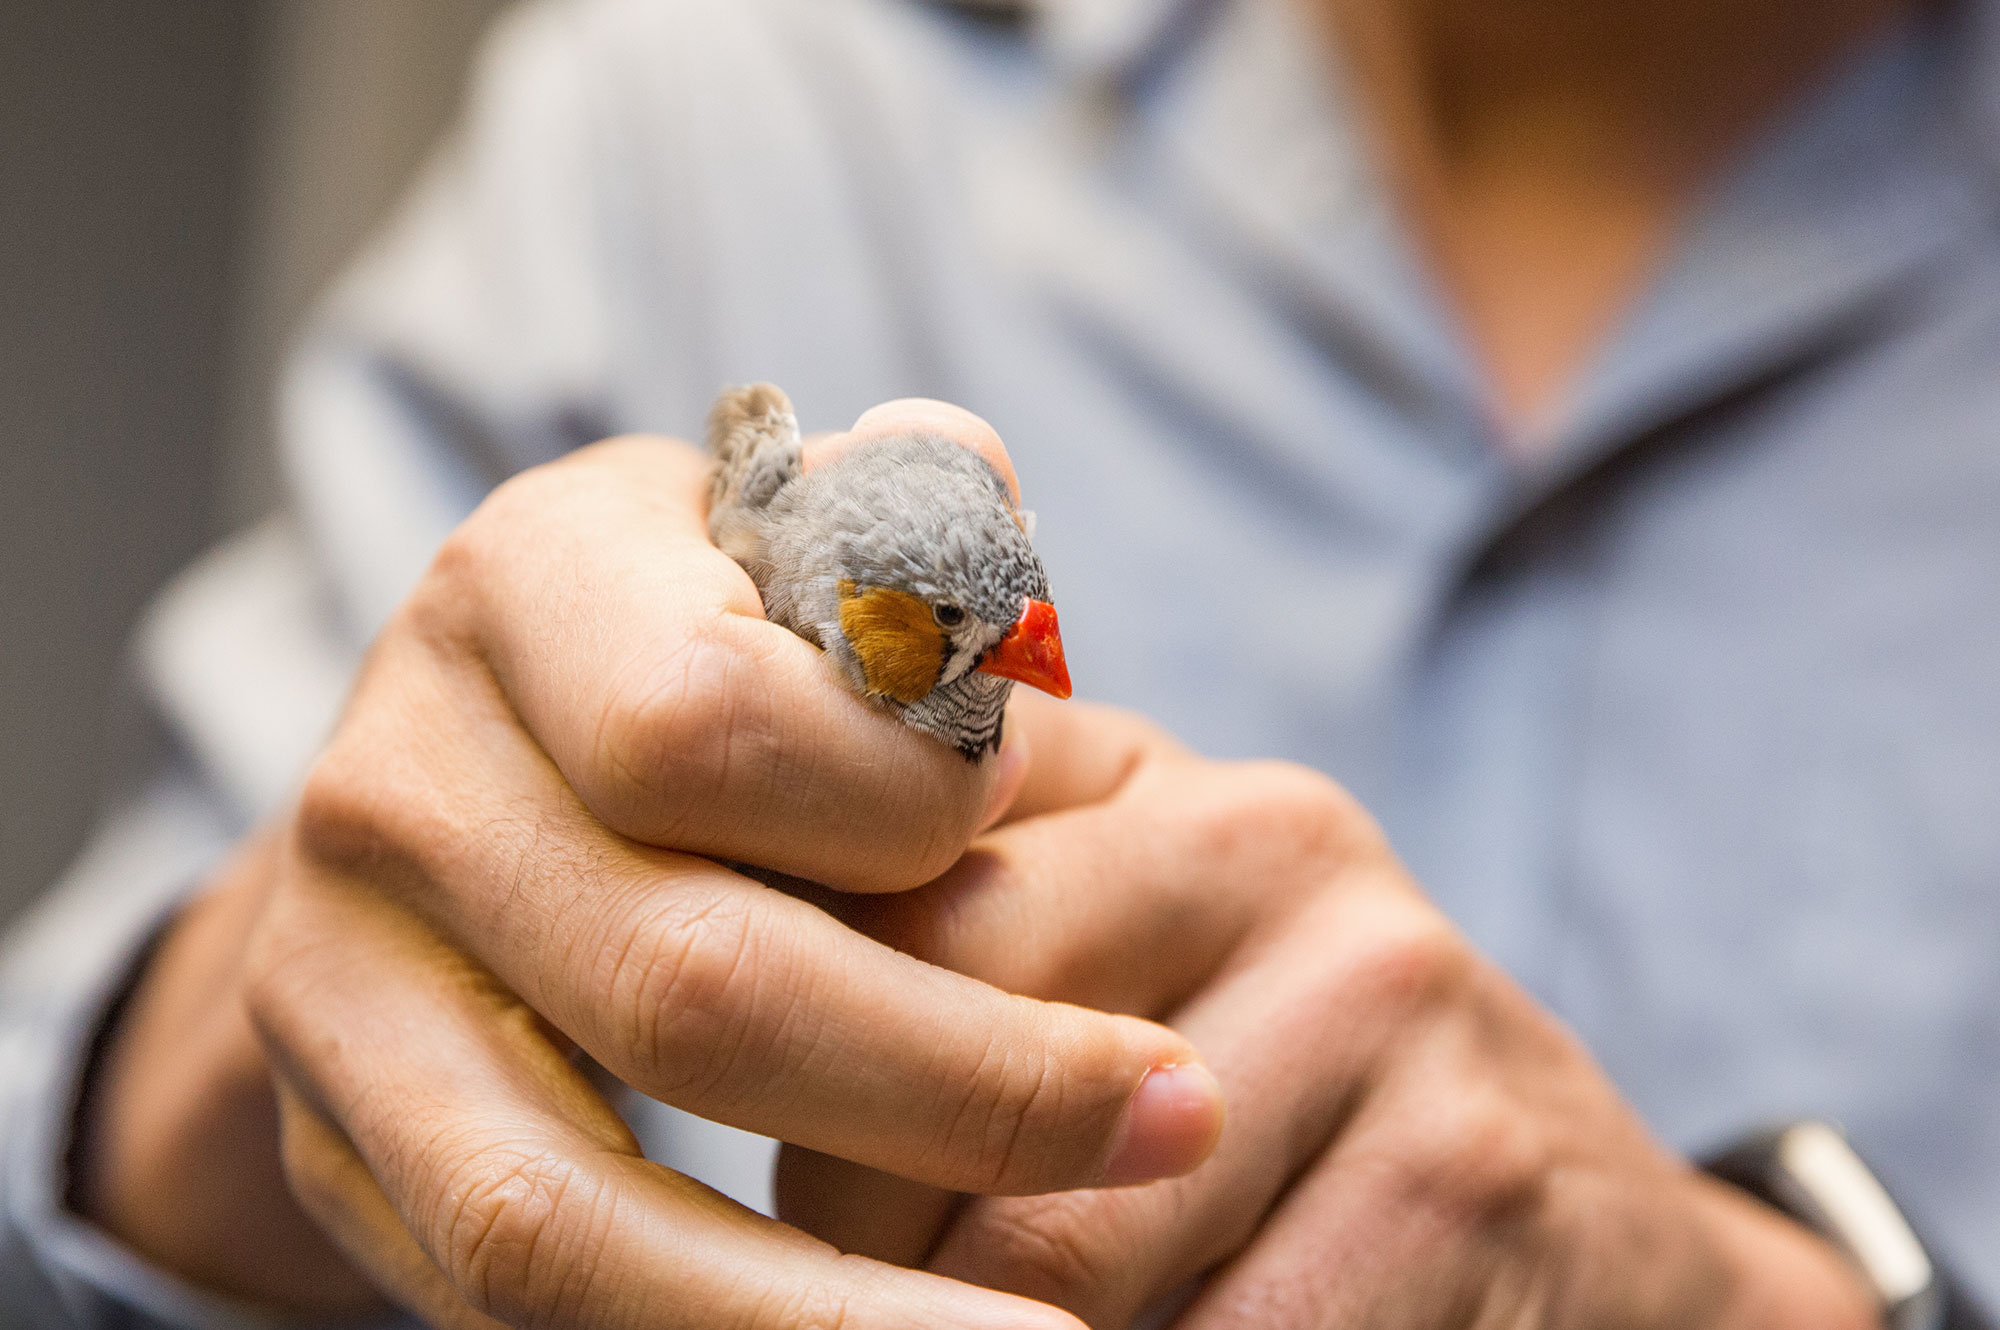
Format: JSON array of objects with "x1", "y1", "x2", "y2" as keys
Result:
[{"x1": 705, "y1": 382, "x2": 1070, "y2": 759}]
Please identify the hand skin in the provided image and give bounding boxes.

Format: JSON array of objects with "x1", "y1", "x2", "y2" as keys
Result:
[
  {"x1": 73, "y1": 421, "x2": 1224, "y2": 1330},
  {"x1": 777, "y1": 693, "x2": 1885, "y2": 1330}
]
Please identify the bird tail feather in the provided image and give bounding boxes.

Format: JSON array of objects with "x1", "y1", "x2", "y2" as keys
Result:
[
  {"x1": 706, "y1": 382, "x2": 801, "y2": 514},
  {"x1": 705, "y1": 382, "x2": 802, "y2": 573}
]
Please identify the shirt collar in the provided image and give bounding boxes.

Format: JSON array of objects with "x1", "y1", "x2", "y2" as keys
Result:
[
  {"x1": 1117, "y1": 0, "x2": 2000, "y2": 468},
  {"x1": 1536, "y1": 7, "x2": 1997, "y2": 472},
  {"x1": 944, "y1": 0, "x2": 2000, "y2": 490},
  {"x1": 1033, "y1": 0, "x2": 1200, "y2": 77},
  {"x1": 932, "y1": 0, "x2": 1206, "y2": 79}
]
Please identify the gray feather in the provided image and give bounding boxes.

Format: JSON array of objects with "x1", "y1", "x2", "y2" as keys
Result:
[
  {"x1": 705, "y1": 382, "x2": 803, "y2": 586},
  {"x1": 705, "y1": 385, "x2": 1050, "y2": 758}
]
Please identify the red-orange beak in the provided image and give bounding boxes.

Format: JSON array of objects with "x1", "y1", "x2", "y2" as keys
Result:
[{"x1": 976, "y1": 598, "x2": 1072, "y2": 699}]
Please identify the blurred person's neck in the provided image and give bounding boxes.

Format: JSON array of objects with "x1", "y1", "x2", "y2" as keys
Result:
[{"x1": 1308, "y1": 0, "x2": 1914, "y2": 433}]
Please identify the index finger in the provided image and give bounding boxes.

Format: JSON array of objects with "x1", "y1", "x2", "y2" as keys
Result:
[
  {"x1": 302, "y1": 618, "x2": 1225, "y2": 1196},
  {"x1": 252, "y1": 868, "x2": 1091, "y2": 1330},
  {"x1": 423, "y1": 436, "x2": 1011, "y2": 893}
]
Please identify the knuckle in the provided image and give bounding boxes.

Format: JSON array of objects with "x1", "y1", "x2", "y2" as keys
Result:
[
  {"x1": 413, "y1": 492, "x2": 523, "y2": 632},
  {"x1": 958, "y1": 1192, "x2": 1131, "y2": 1311},
  {"x1": 604, "y1": 887, "x2": 788, "y2": 1099},
  {"x1": 291, "y1": 729, "x2": 439, "y2": 881},
  {"x1": 1263, "y1": 763, "x2": 1382, "y2": 851},
  {"x1": 941, "y1": 1039, "x2": 1071, "y2": 1192},
  {"x1": 1391, "y1": 1078, "x2": 1551, "y2": 1225},
  {"x1": 1338, "y1": 908, "x2": 1472, "y2": 1018},
  {"x1": 290, "y1": 743, "x2": 385, "y2": 870},
  {"x1": 459, "y1": 457, "x2": 567, "y2": 541},
  {"x1": 417, "y1": 522, "x2": 491, "y2": 626},
  {"x1": 238, "y1": 926, "x2": 298, "y2": 1039},
  {"x1": 1214, "y1": 761, "x2": 1385, "y2": 867},
  {"x1": 589, "y1": 621, "x2": 773, "y2": 831},
  {"x1": 1156, "y1": 762, "x2": 1390, "y2": 913},
  {"x1": 743, "y1": 1274, "x2": 859, "y2": 1330},
  {"x1": 1089, "y1": 702, "x2": 1187, "y2": 762},
  {"x1": 411, "y1": 460, "x2": 578, "y2": 644},
  {"x1": 431, "y1": 1146, "x2": 607, "y2": 1323},
  {"x1": 240, "y1": 869, "x2": 351, "y2": 1052}
]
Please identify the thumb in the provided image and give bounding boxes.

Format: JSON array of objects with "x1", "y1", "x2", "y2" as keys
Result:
[{"x1": 804, "y1": 398, "x2": 1023, "y2": 508}]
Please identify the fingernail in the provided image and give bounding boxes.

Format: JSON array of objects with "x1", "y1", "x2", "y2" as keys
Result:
[
  {"x1": 977, "y1": 725, "x2": 1031, "y2": 830},
  {"x1": 1099, "y1": 1063, "x2": 1225, "y2": 1186}
]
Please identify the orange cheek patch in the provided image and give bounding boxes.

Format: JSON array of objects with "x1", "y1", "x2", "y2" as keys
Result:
[{"x1": 837, "y1": 581, "x2": 949, "y2": 704}]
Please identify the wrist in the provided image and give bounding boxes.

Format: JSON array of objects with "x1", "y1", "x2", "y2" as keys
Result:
[
  {"x1": 72, "y1": 826, "x2": 382, "y2": 1314},
  {"x1": 1694, "y1": 1171, "x2": 1883, "y2": 1330}
]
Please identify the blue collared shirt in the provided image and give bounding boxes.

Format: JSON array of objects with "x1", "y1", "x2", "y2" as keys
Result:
[{"x1": 6, "y1": 0, "x2": 1999, "y2": 1321}]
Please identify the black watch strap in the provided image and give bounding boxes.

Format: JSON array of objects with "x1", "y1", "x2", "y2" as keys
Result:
[{"x1": 1702, "y1": 1122, "x2": 1992, "y2": 1330}]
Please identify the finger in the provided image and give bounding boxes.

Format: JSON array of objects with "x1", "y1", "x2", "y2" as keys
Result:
[
  {"x1": 1164, "y1": 1004, "x2": 1577, "y2": 1330},
  {"x1": 779, "y1": 759, "x2": 1353, "y2": 1266},
  {"x1": 994, "y1": 691, "x2": 1188, "y2": 826},
  {"x1": 249, "y1": 871, "x2": 1092, "y2": 1330},
  {"x1": 296, "y1": 666, "x2": 1221, "y2": 1195},
  {"x1": 835, "y1": 757, "x2": 1372, "y2": 1015},
  {"x1": 1168, "y1": 1132, "x2": 1475, "y2": 1330},
  {"x1": 273, "y1": 1081, "x2": 509, "y2": 1330},
  {"x1": 774, "y1": 1146, "x2": 961, "y2": 1266},
  {"x1": 919, "y1": 884, "x2": 1450, "y2": 1328},
  {"x1": 1172, "y1": 982, "x2": 1749, "y2": 1330},
  {"x1": 430, "y1": 436, "x2": 1006, "y2": 893},
  {"x1": 807, "y1": 398, "x2": 1021, "y2": 507}
]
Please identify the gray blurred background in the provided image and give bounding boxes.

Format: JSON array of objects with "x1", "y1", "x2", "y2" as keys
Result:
[{"x1": 1, "y1": 0, "x2": 510, "y2": 926}]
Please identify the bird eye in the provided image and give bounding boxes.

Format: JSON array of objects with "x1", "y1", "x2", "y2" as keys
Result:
[{"x1": 933, "y1": 603, "x2": 966, "y2": 628}]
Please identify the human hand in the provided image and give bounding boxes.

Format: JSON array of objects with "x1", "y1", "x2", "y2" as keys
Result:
[
  {"x1": 77, "y1": 428, "x2": 1222, "y2": 1329},
  {"x1": 778, "y1": 695, "x2": 1882, "y2": 1330}
]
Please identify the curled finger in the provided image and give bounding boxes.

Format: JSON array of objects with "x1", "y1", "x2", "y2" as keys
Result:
[
  {"x1": 302, "y1": 640, "x2": 1221, "y2": 1197},
  {"x1": 432, "y1": 436, "x2": 1013, "y2": 894},
  {"x1": 246, "y1": 865, "x2": 1092, "y2": 1330},
  {"x1": 272, "y1": 1079, "x2": 508, "y2": 1330}
]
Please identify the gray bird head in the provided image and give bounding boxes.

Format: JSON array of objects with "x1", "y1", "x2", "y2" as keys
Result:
[{"x1": 773, "y1": 432, "x2": 1069, "y2": 710}]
